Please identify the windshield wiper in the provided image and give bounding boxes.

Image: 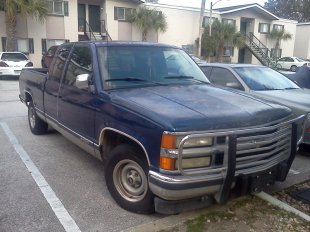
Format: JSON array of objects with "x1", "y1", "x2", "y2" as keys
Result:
[
  {"x1": 164, "y1": 75, "x2": 209, "y2": 84},
  {"x1": 164, "y1": 75, "x2": 194, "y2": 79},
  {"x1": 105, "y1": 77, "x2": 164, "y2": 85},
  {"x1": 284, "y1": 87, "x2": 299, "y2": 90}
]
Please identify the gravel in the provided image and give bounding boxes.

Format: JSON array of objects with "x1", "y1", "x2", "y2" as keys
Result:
[{"x1": 274, "y1": 180, "x2": 310, "y2": 215}]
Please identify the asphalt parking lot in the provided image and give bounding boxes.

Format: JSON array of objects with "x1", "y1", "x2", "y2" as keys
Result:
[{"x1": 0, "y1": 79, "x2": 309, "y2": 232}]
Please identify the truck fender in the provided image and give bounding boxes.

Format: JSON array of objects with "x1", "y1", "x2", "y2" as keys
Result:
[{"x1": 98, "y1": 127, "x2": 151, "y2": 166}]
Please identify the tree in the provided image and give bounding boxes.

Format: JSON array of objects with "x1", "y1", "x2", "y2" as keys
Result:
[
  {"x1": 268, "y1": 28, "x2": 292, "y2": 58},
  {"x1": 130, "y1": 6, "x2": 167, "y2": 41},
  {"x1": 201, "y1": 20, "x2": 245, "y2": 62},
  {"x1": 0, "y1": 0, "x2": 47, "y2": 51},
  {"x1": 264, "y1": 0, "x2": 310, "y2": 22}
]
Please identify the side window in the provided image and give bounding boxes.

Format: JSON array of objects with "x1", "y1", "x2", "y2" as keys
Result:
[
  {"x1": 200, "y1": 66, "x2": 212, "y2": 78},
  {"x1": 63, "y1": 45, "x2": 92, "y2": 87},
  {"x1": 49, "y1": 44, "x2": 72, "y2": 82},
  {"x1": 209, "y1": 67, "x2": 244, "y2": 90},
  {"x1": 278, "y1": 57, "x2": 286, "y2": 62},
  {"x1": 288, "y1": 58, "x2": 294, "y2": 62}
]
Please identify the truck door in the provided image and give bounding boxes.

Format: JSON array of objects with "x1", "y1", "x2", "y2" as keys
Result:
[
  {"x1": 58, "y1": 44, "x2": 96, "y2": 144},
  {"x1": 44, "y1": 44, "x2": 73, "y2": 121}
]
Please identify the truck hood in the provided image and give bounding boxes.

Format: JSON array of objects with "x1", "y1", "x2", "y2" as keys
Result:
[
  {"x1": 250, "y1": 88, "x2": 310, "y2": 116},
  {"x1": 110, "y1": 85, "x2": 291, "y2": 132}
]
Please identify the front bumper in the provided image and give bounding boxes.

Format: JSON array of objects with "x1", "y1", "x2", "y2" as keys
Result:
[
  {"x1": 149, "y1": 160, "x2": 291, "y2": 202},
  {"x1": 149, "y1": 116, "x2": 302, "y2": 204}
]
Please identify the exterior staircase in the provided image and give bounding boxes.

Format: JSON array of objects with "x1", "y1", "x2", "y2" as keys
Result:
[
  {"x1": 78, "y1": 19, "x2": 112, "y2": 42},
  {"x1": 245, "y1": 32, "x2": 277, "y2": 68}
]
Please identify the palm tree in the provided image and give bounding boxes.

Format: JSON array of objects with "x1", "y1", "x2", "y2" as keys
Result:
[
  {"x1": 202, "y1": 20, "x2": 245, "y2": 62},
  {"x1": 1, "y1": 0, "x2": 47, "y2": 51},
  {"x1": 130, "y1": 6, "x2": 167, "y2": 41},
  {"x1": 268, "y1": 28, "x2": 292, "y2": 58}
]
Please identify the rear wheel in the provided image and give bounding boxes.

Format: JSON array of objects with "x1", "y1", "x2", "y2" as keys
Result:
[
  {"x1": 290, "y1": 65, "x2": 297, "y2": 72},
  {"x1": 28, "y1": 102, "x2": 48, "y2": 135},
  {"x1": 276, "y1": 63, "x2": 282, "y2": 70},
  {"x1": 104, "y1": 144, "x2": 154, "y2": 213}
]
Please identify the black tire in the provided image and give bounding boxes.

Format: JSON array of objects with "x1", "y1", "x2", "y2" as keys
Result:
[
  {"x1": 290, "y1": 65, "x2": 297, "y2": 72},
  {"x1": 276, "y1": 64, "x2": 282, "y2": 70},
  {"x1": 28, "y1": 102, "x2": 48, "y2": 135},
  {"x1": 41, "y1": 59, "x2": 47, "y2": 68},
  {"x1": 104, "y1": 144, "x2": 154, "y2": 213}
]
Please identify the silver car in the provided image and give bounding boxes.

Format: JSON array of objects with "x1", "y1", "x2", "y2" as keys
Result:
[{"x1": 200, "y1": 63, "x2": 310, "y2": 144}]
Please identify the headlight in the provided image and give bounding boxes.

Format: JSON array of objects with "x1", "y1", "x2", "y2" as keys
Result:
[
  {"x1": 161, "y1": 134, "x2": 213, "y2": 149},
  {"x1": 160, "y1": 133, "x2": 214, "y2": 171},
  {"x1": 176, "y1": 157, "x2": 211, "y2": 169},
  {"x1": 180, "y1": 137, "x2": 213, "y2": 148}
]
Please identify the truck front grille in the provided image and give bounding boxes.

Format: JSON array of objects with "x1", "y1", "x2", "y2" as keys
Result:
[{"x1": 235, "y1": 124, "x2": 292, "y2": 174}]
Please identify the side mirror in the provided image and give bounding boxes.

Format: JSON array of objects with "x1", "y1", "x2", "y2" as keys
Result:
[
  {"x1": 75, "y1": 74, "x2": 90, "y2": 89},
  {"x1": 226, "y1": 82, "x2": 241, "y2": 90}
]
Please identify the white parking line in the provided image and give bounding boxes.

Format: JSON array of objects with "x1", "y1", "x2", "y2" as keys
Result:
[
  {"x1": 289, "y1": 169, "x2": 300, "y2": 175},
  {"x1": 0, "y1": 122, "x2": 81, "y2": 232}
]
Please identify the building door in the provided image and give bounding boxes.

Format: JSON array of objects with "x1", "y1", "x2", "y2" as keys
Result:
[
  {"x1": 78, "y1": 4, "x2": 86, "y2": 32},
  {"x1": 240, "y1": 21, "x2": 247, "y2": 34},
  {"x1": 89, "y1": 5, "x2": 101, "y2": 33},
  {"x1": 238, "y1": 48, "x2": 245, "y2": 63}
]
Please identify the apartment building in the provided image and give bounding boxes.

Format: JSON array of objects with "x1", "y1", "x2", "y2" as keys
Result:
[
  {"x1": 0, "y1": 1, "x2": 298, "y2": 67},
  {"x1": 294, "y1": 23, "x2": 310, "y2": 59}
]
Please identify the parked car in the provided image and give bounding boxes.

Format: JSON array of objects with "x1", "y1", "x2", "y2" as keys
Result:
[
  {"x1": 190, "y1": 54, "x2": 206, "y2": 64},
  {"x1": 19, "y1": 42, "x2": 302, "y2": 214},
  {"x1": 286, "y1": 66, "x2": 310, "y2": 89},
  {"x1": 200, "y1": 63, "x2": 310, "y2": 144},
  {"x1": 41, "y1": 45, "x2": 58, "y2": 68},
  {"x1": 0, "y1": 52, "x2": 33, "y2": 78},
  {"x1": 276, "y1": 56, "x2": 310, "y2": 72}
]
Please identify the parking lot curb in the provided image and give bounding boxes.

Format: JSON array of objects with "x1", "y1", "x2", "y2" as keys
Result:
[
  {"x1": 121, "y1": 206, "x2": 216, "y2": 232},
  {"x1": 254, "y1": 191, "x2": 310, "y2": 222}
]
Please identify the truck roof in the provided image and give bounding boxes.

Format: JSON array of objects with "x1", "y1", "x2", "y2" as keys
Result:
[{"x1": 66, "y1": 40, "x2": 180, "y2": 49}]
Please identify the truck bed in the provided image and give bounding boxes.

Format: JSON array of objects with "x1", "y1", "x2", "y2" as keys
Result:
[{"x1": 19, "y1": 68, "x2": 48, "y2": 113}]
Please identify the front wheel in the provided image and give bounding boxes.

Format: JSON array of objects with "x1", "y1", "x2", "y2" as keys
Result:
[
  {"x1": 28, "y1": 102, "x2": 48, "y2": 135},
  {"x1": 290, "y1": 65, "x2": 297, "y2": 72},
  {"x1": 104, "y1": 144, "x2": 154, "y2": 213}
]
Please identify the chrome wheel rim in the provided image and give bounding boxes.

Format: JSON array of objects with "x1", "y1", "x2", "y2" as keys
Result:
[
  {"x1": 113, "y1": 159, "x2": 147, "y2": 202},
  {"x1": 29, "y1": 108, "x2": 36, "y2": 129}
]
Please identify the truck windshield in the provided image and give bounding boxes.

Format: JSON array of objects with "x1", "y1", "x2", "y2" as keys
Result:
[{"x1": 97, "y1": 46, "x2": 209, "y2": 89}]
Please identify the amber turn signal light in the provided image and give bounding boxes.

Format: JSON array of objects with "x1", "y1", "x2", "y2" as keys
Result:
[
  {"x1": 161, "y1": 134, "x2": 176, "y2": 149},
  {"x1": 160, "y1": 157, "x2": 176, "y2": 170}
]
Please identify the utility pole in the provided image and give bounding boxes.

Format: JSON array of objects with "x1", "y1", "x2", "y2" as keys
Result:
[{"x1": 198, "y1": 0, "x2": 206, "y2": 57}]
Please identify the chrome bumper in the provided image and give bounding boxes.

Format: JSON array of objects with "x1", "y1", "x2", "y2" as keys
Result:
[{"x1": 150, "y1": 116, "x2": 304, "y2": 202}]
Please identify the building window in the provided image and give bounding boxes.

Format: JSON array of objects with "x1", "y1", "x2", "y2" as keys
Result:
[
  {"x1": 47, "y1": 1, "x2": 68, "y2": 16},
  {"x1": 202, "y1": 16, "x2": 217, "y2": 27},
  {"x1": 223, "y1": 47, "x2": 234, "y2": 57},
  {"x1": 114, "y1": 7, "x2": 133, "y2": 21},
  {"x1": 273, "y1": 24, "x2": 284, "y2": 31},
  {"x1": 258, "y1": 23, "x2": 270, "y2": 33},
  {"x1": 222, "y1": 19, "x2": 236, "y2": 26},
  {"x1": 42, "y1": 39, "x2": 67, "y2": 54},
  {"x1": 182, "y1": 44, "x2": 194, "y2": 54},
  {"x1": 1, "y1": 37, "x2": 34, "y2": 53}
]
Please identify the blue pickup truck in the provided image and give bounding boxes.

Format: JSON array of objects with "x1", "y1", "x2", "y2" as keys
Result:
[{"x1": 19, "y1": 41, "x2": 303, "y2": 214}]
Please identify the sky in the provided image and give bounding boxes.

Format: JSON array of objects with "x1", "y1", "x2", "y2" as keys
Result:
[{"x1": 157, "y1": 0, "x2": 267, "y2": 9}]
